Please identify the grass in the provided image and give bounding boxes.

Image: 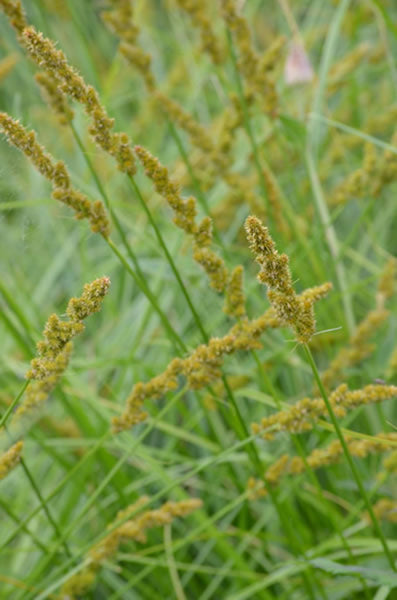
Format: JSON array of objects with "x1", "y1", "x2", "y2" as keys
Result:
[{"x1": 0, "y1": 0, "x2": 396, "y2": 598}]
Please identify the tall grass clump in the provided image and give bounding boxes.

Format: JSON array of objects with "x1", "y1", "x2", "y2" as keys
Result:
[{"x1": 0, "y1": 0, "x2": 396, "y2": 598}]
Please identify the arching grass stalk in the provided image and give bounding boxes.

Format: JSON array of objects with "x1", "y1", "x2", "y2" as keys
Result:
[
  {"x1": 18, "y1": 453, "x2": 72, "y2": 558},
  {"x1": 303, "y1": 343, "x2": 396, "y2": 572},
  {"x1": 164, "y1": 523, "x2": 190, "y2": 600},
  {"x1": 0, "y1": 496, "x2": 48, "y2": 554},
  {"x1": 106, "y1": 237, "x2": 186, "y2": 353},
  {"x1": 127, "y1": 174, "x2": 209, "y2": 342}
]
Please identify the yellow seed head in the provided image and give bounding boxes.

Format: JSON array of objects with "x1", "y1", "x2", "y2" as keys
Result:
[
  {"x1": 224, "y1": 265, "x2": 246, "y2": 318},
  {"x1": 26, "y1": 277, "x2": 110, "y2": 382},
  {"x1": 35, "y1": 71, "x2": 74, "y2": 125},
  {"x1": 0, "y1": 441, "x2": 23, "y2": 481},
  {"x1": 252, "y1": 383, "x2": 397, "y2": 438},
  {"x1": 0, "y1": 0, "x2": 27, "y2": 35},
  {"x1": 262, "y1": 432, "x2": 397, "y2": 490},
  {"x1": 15, "y1": 344, "x2": 73, "y2": 422},
  {"x1": 0, "y1": 53, "x2": 19, "y2": 82},
  {"x1": 245, "y1": 215, "x2": 331, "y2": 342},
  {"x1": 113, "y1": 306, "x2": 282, "y2": 432},
  {"x1": 21, "y1": 26, "x2": 136, "y2": 176},
  {"x1": 0, "y1": 112, "x2": 111, "y2": 237},
  {"x1": 175, "y1": 0, "x2": 225, "y2": 64}
]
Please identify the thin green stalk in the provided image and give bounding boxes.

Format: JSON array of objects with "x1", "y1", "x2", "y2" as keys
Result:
[
  {"x1": 164, "y1": 523, "x2": 187, "y2": 600},
  {"x1": 252, "y1": 357, "x2": 371, "y2": 595},
  {"x1": 0, "y1": 380, "x2": 29, "y2": 430},
  {"x1": 303, "y1": 343, "x2": 396, "y2": 571},
  {"x1": 305, "y1": 150, "x2": 355, "y2": 335},
  {"x1": 106, "y1": 237, "x2": 186, "y2": 353},
  {"x1": 0, "y1": 496, "x2": 48, "y2": 555},
  {"x1": 225, "y1": 361, "x2": 321, "y2": 597},
  {"x1": 128, "y1": 174, "x2": 209, "y2": 342},
  {"x1": 18, "y1": 454, "x2": 72, "y2": 558}
]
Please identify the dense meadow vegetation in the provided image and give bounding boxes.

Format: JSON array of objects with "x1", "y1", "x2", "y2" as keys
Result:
[{"x1": 0, "y1": 0, "x2": 396, "y2": 598}]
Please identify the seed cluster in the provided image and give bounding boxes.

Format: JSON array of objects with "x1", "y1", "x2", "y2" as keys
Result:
[
  {"x1": 251, "y1": 383, "x2": 397, "y2": 439},
  {"x1": 0, "y1": 441, "x2": 24, "y2": 481},
  {"x1": 0, "y1": 113, "x2": 110, "y2": 236},
  {"x1": 245, "y1": 215, "x2": 332, "y2": 342},
  {"x1": 20, "y1": 26, "x2": 136, "y2": 176}
]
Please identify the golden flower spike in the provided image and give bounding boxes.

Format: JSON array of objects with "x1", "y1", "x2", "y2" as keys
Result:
[
  {"x1": 35, "y1": 72, "x2": 74, "y2": 125},
  {"x1": 134, "y1": 145, "x2": 229, "y2": 292},
  {"x1": 175, "y1": 0, "x2": 225, "y2": 64},
  {"x1": 0, "y1": 113, "x2": 110, "y2": 237},
  {"x1": 10, "y1": 278, "x2": 110, "y2": 432},
  {"x1": 248, "y1": 431, "x2": 397, "y2": 498},
  {"x1": 18, "y1": 25, "x2": 136, "y2": 176},
  {"x1": 245, "y1": 215, "x2": 331, "y2": 343},
  {"x1": 0, "y1": 441, "x2": 23, "y2": 481},
  {"x1": 223, "y1": 265, "x2": 246, "y2": 318},
  {"x1": 251, "y1": 383, "x2": 397, "y2": 439},
  {"x1": 112, "y1": 305, "x2": 282, "y2": 432},
  {"x1": 221, "y1": 0, "x2": 279, "y2": 116},
  {"x1": 0, "y1": 0, "x2": 27, "y2": 35}
]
